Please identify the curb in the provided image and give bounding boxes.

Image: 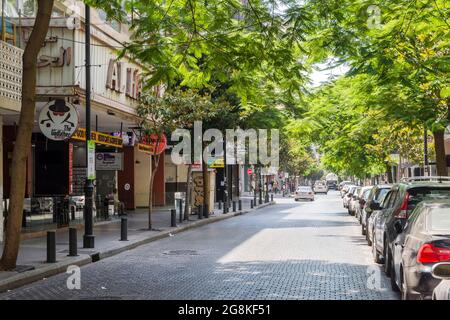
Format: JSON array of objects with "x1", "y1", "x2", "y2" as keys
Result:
[{"x1": 0, "y1": 201, "x2": 275, "y2": 293}]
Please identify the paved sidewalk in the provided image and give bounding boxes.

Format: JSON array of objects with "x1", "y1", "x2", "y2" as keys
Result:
[{"x1": 0, "y1": 196, "x2": 276, "y2": 292}]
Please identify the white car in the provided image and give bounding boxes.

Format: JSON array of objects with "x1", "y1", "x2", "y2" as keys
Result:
[
  {"x1": 295, "y1": 186, "x2": 315, "y2": 201},
  {"x1": 343, "y1": 185, "x2": 357, "y2": 208},
  {"x1": 313, "y1": 182, "x2": 328, "y2": 194}
]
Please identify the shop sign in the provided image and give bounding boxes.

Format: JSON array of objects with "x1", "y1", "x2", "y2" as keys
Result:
[
  {"x1": 72, "y1": 128, "x2": 123, "y2": 148},
  {"x1": 96, "y1": 152, "x2": 123, "y2": 171},
  {"x1": 138, "y1": 133, "x2": 167, "y2": 155},
  {"x1": 207, "y1": 157, "x2": 224, "y2": 168},
  {"x1": 38, "y1": 99, "x2": 79, "y2": 141},
  {"x1": 87, "y1": 140, "x2": 96, "y2": 180}
]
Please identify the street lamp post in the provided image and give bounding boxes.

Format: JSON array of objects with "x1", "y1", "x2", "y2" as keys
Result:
[{"x1": 83, "y1": 4, "x2": 95, "y2": 248}]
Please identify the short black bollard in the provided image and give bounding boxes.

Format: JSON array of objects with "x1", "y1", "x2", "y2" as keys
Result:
[
  {"x1": 47, "y1": 231, "x2": 56, "y2": 263},
  {"x1": 179, "y1": 199, "x2": 183, "y2": 223},
  {"x1": 120, "y1": 216, "x2": 128, "y2": 241},
  {"x1": 232, "y1": 201, "x2": 236, "y2": 212},
  {"x1": 253, "y1": 194, "x2": 257, "y2": 205},
  {"x1": 251, "y1": 199, "x2": 254, "y2": 209},
  {"x1": 238, "y1": 200, "x2": 242, "y2": 211},
  {"x1": 171, "y1": 209, "x2": 177, "y2": 227},
  {"x1": 271, "y1": 194, "x2": 274, "y2": 202},
  {"x1": 68, "y1": 228, "x2": 78, "y2": 257},
  {"x1": 203, "y1": 206, "x2": 209, "y2": 218},
  {"x1": 197, "y1": 206, "x2": 203, "y2": 219},
  {"x1": 223, "y1": 202, "x2": 228, "y2": 214},
  {"x1": 70, "y1": 205, "x2": 76, "y2": 221},
  {"x1": 218, "y1": 201, "x2": 222, "y2": 210}
]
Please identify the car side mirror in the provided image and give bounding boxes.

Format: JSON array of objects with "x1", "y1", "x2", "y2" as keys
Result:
[
  {"x1": 394, "y1": 220, "x2": 404, "y2": 234},
  {"x1": 432, "y1": 263, "x2": 450, "y2": 280}
]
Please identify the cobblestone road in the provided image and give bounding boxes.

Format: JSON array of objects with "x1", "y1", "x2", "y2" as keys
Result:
[{"x1": 0, "y1": 192, "x2": 399, "y2": 300}]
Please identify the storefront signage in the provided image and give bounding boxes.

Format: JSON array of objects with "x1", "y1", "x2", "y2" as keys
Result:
[
  {"x1": 95, "y1": 152, "x2": 123, "y2": 171},
  {"x1": 106, "y1": 59, "x2": 142, "y2": 100},
  {"x1": 87, "y1": 140, "x2": 96, "y2": 180},
  {"x1": 72, "y1": 128, "x2": 123, "y2": 148},
  {"x1": 38, "y1": 99, "x2": 79, "y2": 141},
  {"x1": 208, "y1": 157, "x2": 224, "y2": 168},
  {"x1": 137, "y1": 133, "x2": 167, "y2": 155}
]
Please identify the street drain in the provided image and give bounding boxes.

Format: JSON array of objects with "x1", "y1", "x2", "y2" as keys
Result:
[{"x1": 163, "y1": 250, "x2": 198, "y2": 256}]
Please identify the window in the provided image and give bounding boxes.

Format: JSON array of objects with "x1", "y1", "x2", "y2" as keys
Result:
[
  {"x1": 428, "y1": 207, "x2": 450, "y2": 231},
  {"x1": 97, "y1": 9, "x2": 121, "y2": 33},
  {"x1": 381, "y1": 191, "x2": 393, "y2": 208}
]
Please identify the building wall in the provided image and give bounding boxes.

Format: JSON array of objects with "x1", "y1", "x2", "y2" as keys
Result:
[
  {"x1": 0, "y1": 116, "x2": 3, "y2": 242},
  {"x1": 134, "y1": 146, "x2": 151, "y2": 208}
]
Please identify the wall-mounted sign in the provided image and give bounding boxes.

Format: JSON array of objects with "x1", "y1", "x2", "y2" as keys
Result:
[
  {"x1": 37, "y1": 46, "x2": 72, "y2": 68},
  {"x1": 38, "y1": 99, "x2": 79, "y2": 141},
  {"x1": 71, "y1": 128, "x2": 123, "y2": 148},
  {"x1": 96, "y1": 152, "x2": 123, "y2": 171},
  {"x1": 207, "y1": 157, "x2": 224, "y2": 168},
  {"x1": 106, "y1": 59, "x2": 142, "y2": 100},
  {"x1": 87, "y1": 140, "x2": 96, "y2": 180},
  {"x1": 138, "y1": 133, "x2": 167, "y2": 155}
]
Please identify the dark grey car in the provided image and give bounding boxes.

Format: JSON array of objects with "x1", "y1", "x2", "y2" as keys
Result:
[{"x1": 391, "y1": 200, "x2": 450, "y2": 300}]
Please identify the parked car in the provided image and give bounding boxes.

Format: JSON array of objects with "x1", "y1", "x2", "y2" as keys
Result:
[
  {"x1": 295, "y1": 186, "x2": 315, "y2": 201},
  {"x1": 362, "y1": 185, "x2": 391, "y2": 243},
  {"x1": 390, "y1": 200, "x2": 450, "y2": 299},
  {"x1": 326, "y1": 180, "x2": 338, "y2": 190},
  {"x1": 432, "y1": 262, "x2": 450, "y2": 300},
  {"x1": 372, "y1": 179, "x2": 450, "y2": 281},
  {"x1": 340, "y1": 181, "x2": 352, "y2": 197},
  {"x1": 343, "y1": 185, "x2": 357, "y2": 209},
  {"x1": 355, "y1": 186, "x2": 373, "y2": 224},
  {"x1": 348, "y1": 186, "x2": 362, "y2": 216},
  {"x1": 313, "y1": 181, "x2": 328, "y2": 194}
]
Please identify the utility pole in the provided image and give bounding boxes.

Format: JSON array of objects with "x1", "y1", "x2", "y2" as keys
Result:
[{"x1": 83, "y1": 4, "x2": 95, "y2": 248}]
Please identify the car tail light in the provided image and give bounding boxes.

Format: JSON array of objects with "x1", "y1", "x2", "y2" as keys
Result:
[
  {"x1": 394, "y1": 192, "x2": 410, "y2": 219},
  {"x1": 417, "y1": 243, "x2": 450, "y2": 263}
]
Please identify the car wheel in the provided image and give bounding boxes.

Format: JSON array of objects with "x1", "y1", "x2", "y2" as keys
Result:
[{"x1": 372, "y1": 234, "x2": 383, "y2": 263}]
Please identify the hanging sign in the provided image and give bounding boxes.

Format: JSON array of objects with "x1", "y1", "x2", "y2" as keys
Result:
[
  {"x1": 71, "y1": 128, "x2": 123, "y2": 148},
  {"x1": 96, "y1": 152, "x2": 123, "y2": 171},
  {"x1": 138, "y1": 133, "x2": 167, "y2": 155},
  {"x1": 38, "y1": 99, "x2": 79, "y2": 141},
  {"x1": 87, "y1": 140, "x2": 96, "y2": 180}
]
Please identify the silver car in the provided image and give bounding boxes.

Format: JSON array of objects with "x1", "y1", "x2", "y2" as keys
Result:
[{"x1": 295, "y1": 186, "x2": 315, "y2": 201}]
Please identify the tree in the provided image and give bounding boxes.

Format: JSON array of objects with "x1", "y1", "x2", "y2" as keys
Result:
[
  {"x1": 0, "y1": 0, "x2": 54, "y2": 271},
  {"x1": 137, "y1": 89, "x2": 222, "y2": 227},
  {"x1": 0, "y1": 0, "x2": 125, "y2": 271}
]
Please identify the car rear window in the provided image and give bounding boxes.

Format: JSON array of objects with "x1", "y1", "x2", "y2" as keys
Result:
[
  {"x1": 428, "y1": 208, "x2": 450, "y2": 231},
  {"x1": 298, "y1": 187, "x2": 312, "y2": 192},
  {"x1": 408, "y1": 188, "x2": 450, "y2": 210}
]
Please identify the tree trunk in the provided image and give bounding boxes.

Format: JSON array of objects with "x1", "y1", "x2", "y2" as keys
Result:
[
  {"x1": 434, "y1": 130, "x2": 448, "y2": 176},
  {"x1": 0, "y1": 0, "x2": 54, "y2": 271},
  {"x1": 184, "y1": 164, "x2": 192, "y2": 220}
]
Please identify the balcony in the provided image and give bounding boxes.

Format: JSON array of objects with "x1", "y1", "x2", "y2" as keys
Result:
[{"x1": 0, "y1": 40, "x2": 22, "y2": 112}]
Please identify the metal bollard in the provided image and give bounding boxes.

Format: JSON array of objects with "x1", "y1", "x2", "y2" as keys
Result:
[
  {"x1": 68, "y1": 228, "x2": 78, "y2": 257},
  {"x1": 120, "y1": 216, "x2": 128, "y2": 241},
  {"x1": 232, "y1": 201, "x2": 236, "y2": 212},
  {"x1": 238, "y1": 200, "x2": 242, "y2": 211},
  {"x1": 271, "y1": 194, "x2": 274, "y2": 202},
  {"x1": 171, "y1": 209, "x2": 177, "y2": 227},
  {"x1": 71, "y1": 205, "x2": 76, "y2": 221},
  {"x1": 197, "y1": 206, "x2": 203, "y2": 219},
  {"x1": 179, "y1": 199, "x2": 183, "y2": 223},
  {"x1": 251, "y1": 199, "x2": 254, "y2": 209},
  {"x1": 47, "y1": 231, "x2": 56, "y2": 263},
  {"x1": 218, "y1": 201, "x2": 222, "y2": 210},
  {"x1": 223, "y1": 202, "x2": 228, "y2": 214}
]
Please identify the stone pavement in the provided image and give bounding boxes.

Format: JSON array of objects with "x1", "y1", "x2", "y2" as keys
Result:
[
  {"x1": 0, "y1": 192, "x2": 399, "y2": 300},
  {"x1": 0, "y1": 196, "x2": 270, "y2": 292}
]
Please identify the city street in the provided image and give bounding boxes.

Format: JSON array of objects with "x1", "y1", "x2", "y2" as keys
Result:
[{"x1": 0, "y1": 192, "x2": 399, "y2": 300}]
